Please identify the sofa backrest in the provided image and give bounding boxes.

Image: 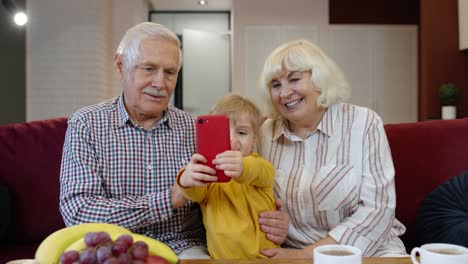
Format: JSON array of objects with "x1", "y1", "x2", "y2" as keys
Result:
[
  {"x1": 1, "y1": 116, "x2": 467, "y2": 251},
  {"x1": 0, "y1": 117, "x2": 68, "y2": 243},
  {"x1": 384, "y1": 117, "x2": 468, "y2": 252}
]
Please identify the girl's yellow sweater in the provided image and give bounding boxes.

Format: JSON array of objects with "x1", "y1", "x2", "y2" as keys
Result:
[{"x1": 178, "y1": 153, "x2": 279, "y2": 259}]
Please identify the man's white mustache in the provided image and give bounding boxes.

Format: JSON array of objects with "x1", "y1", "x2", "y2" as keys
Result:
[{"x1": 143, "y1": 87, "x2": 167, "y2": 97}]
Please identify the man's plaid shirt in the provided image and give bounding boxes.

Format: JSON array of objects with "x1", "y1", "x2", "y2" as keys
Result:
[{"x1": 59, "y1": 96, "x2": 206, "y2": 253}]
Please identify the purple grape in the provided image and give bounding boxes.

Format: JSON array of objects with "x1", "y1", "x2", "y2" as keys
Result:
[
  {"x1": 102, "y1": 256, "x2": 119, "y2": 264},
  {"x1": 132, "y1": 260, "x2": 145, "y2": 264},
  {"x1": 133, "y1": 241, "x2": 149, "y2": 251},
  {"x1": 84, "y1": 232, "x2": 98, "y2": 247},
  {"x1": 59, "y1": 250, "x2": 79, "y2": 264},
  {"x1": 79, "y1": 247, "x2": 97, "y2": 264},
  {"x1": 96, "y1": 244, "x2": 113, "y2": 262},
  {"x1": 131, "y1": 244, "x2": 149, "y2": 260},
  {"x1": 115, "y1": 234, "x2": 133, "y2": 248},
  {"x1": 116, "y1": 252, "x2": 132, "y2": 263},
  {"x1": 94, "y1": 231, "x2": 112, "y2": 246},
  {"x1": 112, "y1": 240, "x2": 129, "y2": 256}
]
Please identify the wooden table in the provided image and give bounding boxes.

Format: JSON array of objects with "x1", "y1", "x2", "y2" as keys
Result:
[
  {"x1": 181, "y1": 257, "x2": 412, "y2": 264},
  {"x1": 7, "y1": 257, "x2": 413, "y2": 264}
]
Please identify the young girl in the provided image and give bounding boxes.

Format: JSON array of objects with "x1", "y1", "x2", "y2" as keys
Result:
[{"x1": 177, "y1": 94, "x2": 279, "y2": 259}]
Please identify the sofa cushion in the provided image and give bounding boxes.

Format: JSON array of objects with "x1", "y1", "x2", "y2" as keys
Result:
[
  {"x1": 416, "y1": 171, "x2": 468, "y2": 247},
  {"x1": 384, "y1": 118, "x2": 468, "y2": 251},
  {"x1": 0, "y1": 183, "x2": 10, "y2": 240},
  {"x1": 0, "y1": 117, "x2": 68, "y2": 243}
]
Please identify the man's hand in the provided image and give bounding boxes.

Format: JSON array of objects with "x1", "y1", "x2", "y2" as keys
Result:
[
  {"x1": 259, "y1": 199, "x2": 289, "y2": 245},
  {"x1": 170, "y1": 184, "x2": 188, "y2": 209}
]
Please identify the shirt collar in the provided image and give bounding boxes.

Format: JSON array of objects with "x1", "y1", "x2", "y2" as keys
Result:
[
  {"x1": 117, "y1": 95, "x2": 131, "y2": 127},
  {"x1": 116, "y1": 94, "x2": 172, "y2": 130},
  {"x1": 271, "y1": 104, "x2": 338, "y2": 141},
  {"x1": 316, "y1": 104, "x2": 337, "y2": 137},
  {"x1": 164, "y1": 105, "x2": 175, "y2": 130}
]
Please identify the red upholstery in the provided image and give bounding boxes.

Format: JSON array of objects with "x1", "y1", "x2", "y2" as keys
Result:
[
  {"x1": 385, "y1": 118, "x2": 468, "y2": 252},
  {"x1": 0, "y1": 117, "x2": 467, "y2": 261},
  {"x1": 0, "y1": 117, "x2": 68, "y2": 263}
]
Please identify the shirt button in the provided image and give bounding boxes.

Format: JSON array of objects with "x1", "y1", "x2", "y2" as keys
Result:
[{"x1": 147, "y1": 163, "x2": 153, "y2": 170}]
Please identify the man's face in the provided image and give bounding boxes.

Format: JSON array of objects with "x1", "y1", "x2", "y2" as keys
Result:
[{"x1": 116, "y1": 38, "x2": 180, "y2": 121}]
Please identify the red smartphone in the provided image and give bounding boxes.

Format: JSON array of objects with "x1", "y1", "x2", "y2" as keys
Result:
[{"x1": 196, "y1": 115, "x2": 231, "y2": 182}]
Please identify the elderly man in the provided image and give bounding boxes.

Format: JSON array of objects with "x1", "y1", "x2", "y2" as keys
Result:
[{"x1": 59, "y1": 22, "x2": 288, "y2": 259}]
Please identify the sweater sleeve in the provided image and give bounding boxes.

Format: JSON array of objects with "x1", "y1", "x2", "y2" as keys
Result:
[
  {"x1": 175, "y1": 168, "x2": 208, "y2": 203},
  {"x1": 235, "y1": 153, "x2": 275, "y2": 189}
]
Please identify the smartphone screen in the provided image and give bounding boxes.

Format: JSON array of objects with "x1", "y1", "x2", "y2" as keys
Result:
[{"x1": 196, "y1": 115, "x2": 231, "y2": 182}]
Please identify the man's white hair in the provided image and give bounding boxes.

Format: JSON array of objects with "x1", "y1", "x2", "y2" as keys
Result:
[{"x1": 116, "y1": 22, "x2": 182, "y2": 74}]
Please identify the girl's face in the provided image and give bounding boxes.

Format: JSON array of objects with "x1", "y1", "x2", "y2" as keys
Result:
[
  {"x1": 270, "y1": 70, "x2": 321, "y2": 125},
  {"x1": 230, "y1": 113, "x2": 256, "y2": 157}
]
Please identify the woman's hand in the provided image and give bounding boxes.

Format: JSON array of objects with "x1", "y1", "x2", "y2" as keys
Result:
[
  {"x1": 260, "y1": 248, "x2": 312, "y2": 259},
  {"x1": 179, "y1": 153, "x2": 217, "y2": 188},
  {"x1": 259, "y1": 199, "x2": 289, "y2": 245},
  {"x1": 261, "y1": 236, "x2": 337, "y2": 258}
]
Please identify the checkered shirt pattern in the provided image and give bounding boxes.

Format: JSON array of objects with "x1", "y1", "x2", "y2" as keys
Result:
[{"x1": 59, "y1": 96, "x2": 206, "y2": 253}]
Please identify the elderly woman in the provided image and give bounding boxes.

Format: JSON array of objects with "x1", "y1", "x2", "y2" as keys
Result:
[{"x1": 258, "y1": 39, "x2": 407, "y2": 258}]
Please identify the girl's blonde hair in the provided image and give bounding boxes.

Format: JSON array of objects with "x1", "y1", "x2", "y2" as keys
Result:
[
  {"x1": 210, "y1": 94, "x2": 264, "y2": 150},
  {"x1": 260, "y1": 39, "x2": 350, "y2": 119}
]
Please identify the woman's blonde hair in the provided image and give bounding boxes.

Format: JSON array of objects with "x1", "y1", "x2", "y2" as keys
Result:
[
  {"x1": 260, "y1": 39, "x2": 350, "y2": 119},
  {"x1": 210, "y1": 94, "x2": 264, "y2": 148}
]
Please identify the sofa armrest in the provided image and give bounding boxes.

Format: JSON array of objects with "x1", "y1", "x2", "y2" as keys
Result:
[{"x1": 0, "y1": 117, "x2": 68, "y2": 243}]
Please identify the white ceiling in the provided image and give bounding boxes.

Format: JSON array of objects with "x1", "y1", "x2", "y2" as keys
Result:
[{"x1": 149, "y1": 0, "x2": 232, "y2": 11}]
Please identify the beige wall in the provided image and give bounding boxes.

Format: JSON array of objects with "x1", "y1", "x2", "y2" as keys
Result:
[
  {"x1": 26, "y1": 0, "x2": 149, "y2": 121},
  {"x1": 231, "y1": 0, "x2": 328, "y2": 94},
  {"x1": 110, "y1": 0, "x2": 149, "y2": 97}
]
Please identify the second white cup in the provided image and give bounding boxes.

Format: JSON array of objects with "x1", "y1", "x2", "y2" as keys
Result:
[
  {"x1": 314, "y1": 245, "x2": 362, "y2": 264},
  {"x1": 410, "y1": 243, "x2": 468, "y2": 264}
]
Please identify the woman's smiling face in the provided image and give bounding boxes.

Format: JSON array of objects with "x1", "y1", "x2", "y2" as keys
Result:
[{"x1": 270, "y1": 70, "x2": 321, "y2": 124}]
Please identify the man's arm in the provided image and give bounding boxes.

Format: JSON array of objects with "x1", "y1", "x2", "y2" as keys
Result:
[{"x1": 59, "y1": 118, "x2": 179, "y2": 231}]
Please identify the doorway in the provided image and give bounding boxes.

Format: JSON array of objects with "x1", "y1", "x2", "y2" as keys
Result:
[{"x1": 150, "y1": 11, "x2": 231, "y2": 116}]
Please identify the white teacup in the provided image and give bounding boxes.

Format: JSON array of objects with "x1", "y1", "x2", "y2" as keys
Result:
[
  {"x1": 410, "y1": 243, "x2": 468, "y2": 264},
  {"x1": 314, "y1": 245, "x2": 362, "y2": 264}
]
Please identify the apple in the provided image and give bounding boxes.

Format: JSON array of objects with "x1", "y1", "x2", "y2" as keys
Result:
[{"x1": 145, "y1": 255, "x2": 169, "y2": 264}]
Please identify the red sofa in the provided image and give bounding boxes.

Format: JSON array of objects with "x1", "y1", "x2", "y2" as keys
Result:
[
  {"x1": 0, "y1": 117, "x2": 68, "y2": 263},
  {"x1": 0, "y1": 117, "x2": 467, "y2": 262},
  {"x1": 385, "y1": 117, "x2": 468, "y2": 251}
]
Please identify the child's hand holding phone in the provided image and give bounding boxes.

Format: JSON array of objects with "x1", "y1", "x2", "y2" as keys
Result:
[
  {"x1": 180, "y1": 149, "x2": 244, "y2": 188},
  {"x1": 195, "y1": 115, "x2": 232, "y2": 182},
  {"x1": 212, "y1": 144, "x2": 244, "y2": 180},
  {"x1": 180, "y1": 115, "x2": 246, "y2": 187},
  {"x1": 179, "y1": 153, "x2": 218, "y2": 188}
]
